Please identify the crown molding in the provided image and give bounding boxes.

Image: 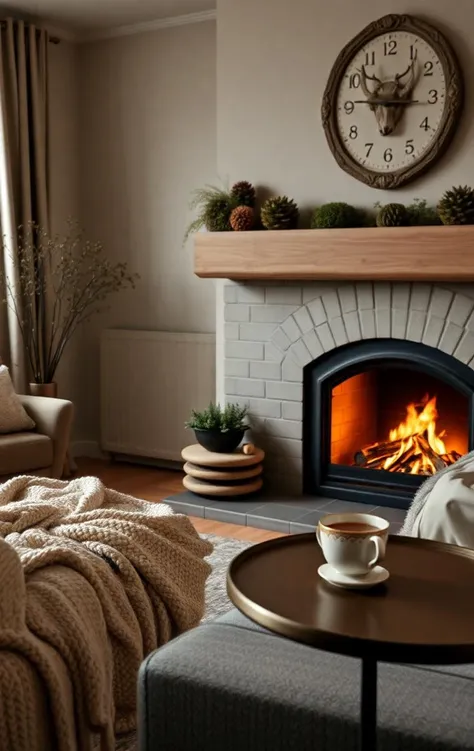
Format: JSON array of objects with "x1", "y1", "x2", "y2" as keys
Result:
[
  {"x1": 47, "y1": 24, "x2": 79, "y2": 43},
  {"x1": 81, "y1": 9, "x2": 216, "y2": 43}
]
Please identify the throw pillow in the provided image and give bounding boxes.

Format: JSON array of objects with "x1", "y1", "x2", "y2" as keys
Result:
[{"x1": 0, "y1": 365, "x2": 35, "y2": 433}]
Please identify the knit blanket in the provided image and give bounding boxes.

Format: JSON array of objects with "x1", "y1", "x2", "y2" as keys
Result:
[
  {"x1": 400, "y1": 449, "x2": 474, "y2": 546},
  {"x1": 0, "y1": 475, "x2": 212, "y2": 751}
]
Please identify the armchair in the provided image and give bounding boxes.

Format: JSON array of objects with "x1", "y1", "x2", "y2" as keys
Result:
[{"x1": 0, "y1": 395, "x2": 74, "y2": 480}]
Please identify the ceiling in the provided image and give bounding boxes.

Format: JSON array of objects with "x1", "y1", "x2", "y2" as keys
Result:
[{"x1": 4, "y1": 0, "x2": 216, "y2": 32}]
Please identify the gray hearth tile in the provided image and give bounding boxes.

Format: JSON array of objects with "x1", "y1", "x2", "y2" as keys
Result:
[
  {"x1": 290, "y1": 521, "x2": 318, "y2": 534},
  {"x1": 290, "y1": 519, "x2": 323, "y2": 534},
  {"x1": 166, "y1": 500, "x2": 205, "y2": 518},
  {"x1": 166, "y1": 491, "x2": 213, "y2": 507},
  {"x1": 204, "y1": 507, "x2": 247, "y2": 524},
  {"x1": 371, "y1": 506, "x2": 407, "y2": 524},
  {"x1": 292, "y1": 509, "x2": 330, "y2": 527},
  {"x1": 203, "y1": 498, "x2": 265, "y2": 513},
  {"x1": 248, "y1": 503, "x2": 311, "y2": 523},
  {"x1": 318, "y1": 500, "x2": 378, "y2": 514},
  {"x1": 389, "y1": 523, "x2": 403, "y2": 535},
  {"x1": 248, "y1": 516, "x2": 291, "y2": 533},
  {"x1": 279, "y1": 497, "x2": 334, "y2": 511}
]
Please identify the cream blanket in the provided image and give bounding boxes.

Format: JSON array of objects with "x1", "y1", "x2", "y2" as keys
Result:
[
  {"x1": 0, "y1": 475, "x2": 212, "y2": 751},
  {"x1": 400, "y1": 449, "x2": 474, "y2": 547}
]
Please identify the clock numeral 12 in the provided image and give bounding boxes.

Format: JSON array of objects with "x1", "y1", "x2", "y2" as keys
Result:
[{"x1": 384, "y1": 39, "x2": 397, "y2": 56}]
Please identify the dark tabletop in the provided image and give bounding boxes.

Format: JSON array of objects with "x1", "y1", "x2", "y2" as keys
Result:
[{"x1": 227, "y1": 533, "x2": 474, "y2": 664}]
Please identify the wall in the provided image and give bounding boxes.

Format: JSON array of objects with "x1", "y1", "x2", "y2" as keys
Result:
[
  {"x1": 74, "y1": 20, "x2": 217, "y2": 443},
  {"x1": 217, "y1": 0, "x2": 474, "y2": 208}
]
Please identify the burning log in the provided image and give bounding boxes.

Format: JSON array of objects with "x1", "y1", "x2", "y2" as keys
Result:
[
  {"x1": 352, "y1": 394, "x2": 462, "y2": 476},
  {"x1": 385, "y1": 443, "x2": 417, "y2": 473},
  {"x1": 354, "y1": 439, "x2": 402, "y2": 467},
  {"x1": 416, "y1": 434, "x2": 446, "y2": 472}
]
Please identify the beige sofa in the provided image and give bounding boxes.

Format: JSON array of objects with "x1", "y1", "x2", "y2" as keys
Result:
[{"x1": 0, "y1": 396, "x2": 74, "y2": 480}]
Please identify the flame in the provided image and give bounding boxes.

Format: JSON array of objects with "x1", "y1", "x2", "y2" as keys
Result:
[
  {"x1": 356, "y1": 394, "x2": 460, "y2": 476},
  {"x1": 384, "y1": 396, "x2": 446, "y2": 473}
]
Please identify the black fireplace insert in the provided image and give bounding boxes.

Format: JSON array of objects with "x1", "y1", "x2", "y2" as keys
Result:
[{"x1": 303, "y1": 339, "x2": 474, "y2": 509}]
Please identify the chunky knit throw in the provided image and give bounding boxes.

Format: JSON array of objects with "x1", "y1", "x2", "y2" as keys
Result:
[{"x1": 0, "y1": 475, "x2": 212, "y2": 751}]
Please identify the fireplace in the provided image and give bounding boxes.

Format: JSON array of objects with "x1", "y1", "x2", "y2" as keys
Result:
[
  {"x1": 220, "y1": 281, "x2": 474, "y2": 508},
  {"x1": 303, "y1": 339, "x2": 474, "y2": 509}
]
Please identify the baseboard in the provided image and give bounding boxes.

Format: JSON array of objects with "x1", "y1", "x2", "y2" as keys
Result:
[{"x1": 71, "y1": 440, "x2": 106, "y2": 459}]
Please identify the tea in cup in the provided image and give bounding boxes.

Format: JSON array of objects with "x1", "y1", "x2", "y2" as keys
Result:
[{"x1": 316, "y1": 512, "x2": 389, "y2": 576}]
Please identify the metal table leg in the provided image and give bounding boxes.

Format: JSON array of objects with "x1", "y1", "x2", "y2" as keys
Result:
[{"x1": 360, "y1": 657, "x2": 377, "y2": 751}]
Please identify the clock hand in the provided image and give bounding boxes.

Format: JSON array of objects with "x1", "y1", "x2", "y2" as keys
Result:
[{"x1": 352, "y1": 100, "x2": 420, "y2": 105}]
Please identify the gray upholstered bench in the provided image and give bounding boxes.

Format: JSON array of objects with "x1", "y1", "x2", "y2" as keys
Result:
[{"x1": 138, "y1": 608, "x2": 474, "y2": 750}]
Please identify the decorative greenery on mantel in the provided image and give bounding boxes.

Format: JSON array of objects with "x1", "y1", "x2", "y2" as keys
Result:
[{"x1": 186, "y1": 181, "x2": 473, "y2": 240}]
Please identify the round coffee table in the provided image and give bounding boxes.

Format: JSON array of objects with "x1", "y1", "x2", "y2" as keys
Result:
[{"x1": 227, "y1": 533, "x2": 474, "y2": 751}]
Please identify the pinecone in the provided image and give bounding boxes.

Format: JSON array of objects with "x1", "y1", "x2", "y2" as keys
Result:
[
  {"x1": 376, "y1": 203, "x2": 409, "y2": 227},
  {"x1": 205, "y1": 196, "x2": 233, "y2": 232},
  {"x1": 230, "y1": 205, "x2": 255, "y2": 231},
  {"x1": 438, "y1": 185, "x2": 474, "y2": 225},
  {"x1": 231, "y1": 181, "x2": 256, "y2": 208},
  {"x1": 261, "y1": 196, "x2": 299, "y2": 230}
]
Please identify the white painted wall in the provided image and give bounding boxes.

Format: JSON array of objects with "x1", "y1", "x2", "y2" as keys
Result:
[
  {"x1": 74, "y1": 20, "x2": 217, "y2": 441},
  {"x1": 216, "y1": 0, "x2": 474, "y2": 208}
]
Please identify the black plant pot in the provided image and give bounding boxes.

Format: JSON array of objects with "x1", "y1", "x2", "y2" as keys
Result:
[{"x1": 194, "y1": 428, "x2": 246, "y2": 454}]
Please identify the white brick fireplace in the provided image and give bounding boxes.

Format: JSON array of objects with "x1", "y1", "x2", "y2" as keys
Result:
[{"x1": 216, "y1": 281, "x2": 474, "y2": 494}]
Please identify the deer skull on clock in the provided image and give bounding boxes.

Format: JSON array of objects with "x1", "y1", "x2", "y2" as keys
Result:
[{"x1": 360, "y1": 60, "x2": 417, "y2": 136}]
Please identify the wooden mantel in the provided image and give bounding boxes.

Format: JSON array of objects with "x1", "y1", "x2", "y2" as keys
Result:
[{"x1": 194, "y1": 226, "x2": 474, "y2": 281}]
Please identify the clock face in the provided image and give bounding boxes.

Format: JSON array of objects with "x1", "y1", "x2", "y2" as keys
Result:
[
  {"x1": 321, "y1": 15, "x2": 463, "y2": 189},
  {"x1": 336, "y1": 32, "x2": 445, "y2": 174}
]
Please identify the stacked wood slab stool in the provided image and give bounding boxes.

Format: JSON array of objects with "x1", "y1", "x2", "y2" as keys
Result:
[{"x1": 181, "y1": 444, "x2": 264, "y2": 498}]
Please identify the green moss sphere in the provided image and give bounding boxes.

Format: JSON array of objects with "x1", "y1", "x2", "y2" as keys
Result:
[{"x1": 311, "y1": 202, "x2": 362, "y2": 229}]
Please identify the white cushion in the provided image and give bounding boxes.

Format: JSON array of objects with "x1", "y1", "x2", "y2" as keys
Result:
[{"x1": 0, "y1": 365, "x2": 35, "y2": 433}]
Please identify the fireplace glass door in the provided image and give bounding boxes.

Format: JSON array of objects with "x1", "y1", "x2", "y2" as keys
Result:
[{"x1": 304, "y1": 340, "x2": 474, "y2": 509}]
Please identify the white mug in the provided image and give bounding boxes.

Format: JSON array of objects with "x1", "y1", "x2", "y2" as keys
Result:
[{"x1": 316, "y1": 512, "x2": 389, "y2": 576}]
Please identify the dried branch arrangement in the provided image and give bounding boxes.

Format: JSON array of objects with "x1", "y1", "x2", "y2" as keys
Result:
[{"x1": 0, "y1": 222, "x2": 139, "y2": 384}]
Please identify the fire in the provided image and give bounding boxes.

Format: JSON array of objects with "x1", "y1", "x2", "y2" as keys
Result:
[{"x1": 355, "y1": 395, "x2": 461, "y2": 476}]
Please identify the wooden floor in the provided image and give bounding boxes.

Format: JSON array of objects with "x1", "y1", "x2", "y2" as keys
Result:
[{"x1": 76, "y1": 458, "x2": 285, "y2": 542}]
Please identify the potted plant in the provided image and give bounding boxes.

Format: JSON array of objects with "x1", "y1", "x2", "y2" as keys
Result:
[
  {"x1": 0, "y1": 221, "x2": 138, "y2": 394},
  {"x1": 186, "y1": 402, "x2": 249, "y2": 453}
]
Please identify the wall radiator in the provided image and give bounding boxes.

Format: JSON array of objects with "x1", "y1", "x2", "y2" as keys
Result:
[{"x1": 100, "y1": 329, "x2": 216, "y2": 462}]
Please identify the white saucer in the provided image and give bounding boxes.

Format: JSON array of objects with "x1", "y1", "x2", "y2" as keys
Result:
[{"x1": 318, "y1": 563, "x2": 389, "y2": 590}]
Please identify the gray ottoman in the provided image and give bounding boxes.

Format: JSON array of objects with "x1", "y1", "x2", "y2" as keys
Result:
[{"x1": 138, "y1": 609, "x2": 474, "y2": 750}]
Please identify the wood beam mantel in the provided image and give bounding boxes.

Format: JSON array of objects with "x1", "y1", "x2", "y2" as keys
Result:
[{"x1": 194, "y1": 226, "x2": 474, "y2": 281}]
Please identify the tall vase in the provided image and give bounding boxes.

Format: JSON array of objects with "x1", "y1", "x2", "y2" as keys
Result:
[
  {"x1": 29, "y1": 381, "x2": 74, "y2": 477},
  {"x1": 29, "y1": 382, "x2": 57, "y2": 398}
]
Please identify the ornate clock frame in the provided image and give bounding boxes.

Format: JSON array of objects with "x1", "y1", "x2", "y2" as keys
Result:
[{"x1": 321, "y1": 14, "x2": 464, "y2": 189}]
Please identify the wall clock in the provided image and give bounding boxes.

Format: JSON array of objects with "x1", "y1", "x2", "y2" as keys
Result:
[{"x1": 321, "y1": 14, "x2": 463, "y2": 189}]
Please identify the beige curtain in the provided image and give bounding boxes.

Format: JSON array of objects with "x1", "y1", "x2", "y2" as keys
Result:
[{"x1": 0, "y1": 19, "x2": 49, "y2": 391}]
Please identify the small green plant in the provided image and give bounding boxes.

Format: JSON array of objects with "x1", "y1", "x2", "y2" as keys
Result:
[
  {"x1": 186, "y1": 402, "x2": 248, "y2": 432},
  {"x1": 184, "y1": 184, "x2": 238, "y2": 243},
  {"x1": 406, "y1": 198, "x2": 441, "y2": 226}
]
